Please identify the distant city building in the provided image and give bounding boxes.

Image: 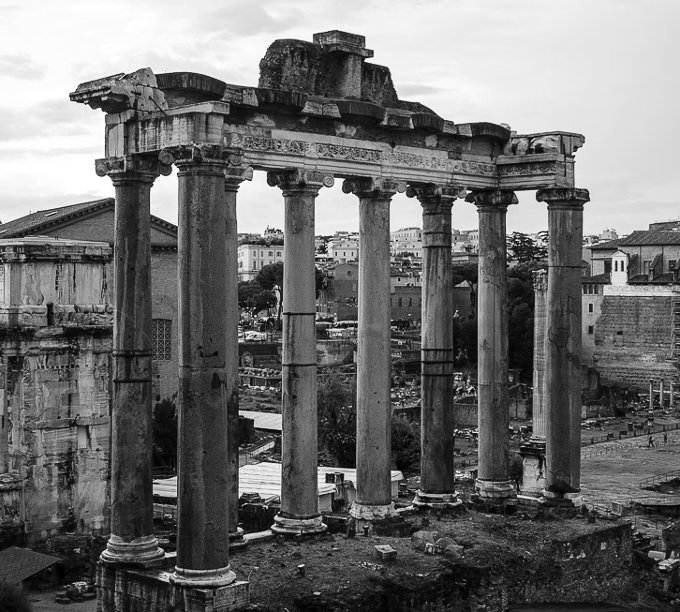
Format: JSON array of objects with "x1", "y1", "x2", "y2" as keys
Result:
[
  {"x1": 583, "y1": 222, "x2": 680, "y2": 391},
  {"x1": 327, "y1": 233, "x2": 359, "y2": 264},
  {"x1": 391, "y1": 227, "x2": 422, "y2": 255},
  {"x1": 452, "y1": 229, "x2": 479, "y2": 253},
  {"x1": 238, "y1": 243, "x2": 284, "y2": 281}
]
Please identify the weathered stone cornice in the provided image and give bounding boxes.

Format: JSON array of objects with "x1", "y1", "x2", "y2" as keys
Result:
[{"x1": 72, "y1": 32, "x2": 587, "y2": 193}]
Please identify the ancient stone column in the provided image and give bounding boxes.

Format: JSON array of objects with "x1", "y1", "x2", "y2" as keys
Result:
[
  {"x1": 407, "y1": 184, "x2": 461, "y2": 507},
  {"x1": 536, "y1": 188, "x2": 590, "y2": 500},
  {"x1": 170, "y1": 146, "x2": 241, "y2": 586},
  {"x1": 660, "y1": 380, "x2": 665, "y2": 410},
  {"x1": 96, "y1": 154, "x2": 169, "y2": 565},
  {"x1": 467, "y1": 190, "x2": 517, "y2": 504},
  {"x1": 670, "y1": 382, "x2": 675, "y2": 409},
  {"x1": 267, "y1": 169, "x2": 333, "y2": 535},
  {"x1": 520, "y1": 269, "x2": 548, "y2": 495},
  {"x1": 343, "y1": 178, "x2": 402, "y2": 520},
  {"x1": 224, "y1": 165, "x2": 253, "y2": 548},
  {"x1": 0, "y1": 358, "x2": 7, "y2": 474},
  {"x1": 649, "y1": 380, "x2": 655, "y2": 412}
]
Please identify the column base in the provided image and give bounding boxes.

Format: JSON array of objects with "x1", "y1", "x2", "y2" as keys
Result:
[
  {"x1": 100, "y1": 534, "x2": 165, "y2": 566},
  {"x1": 349, "y1": 501, "x2": 397, "y2": 521},
  {"x1": 472, "y1": 479, "x2": 517, "y2": 513},
  {"x1": 475, "y1": 478, "x2": 517, "y2": 500},
  {"x1": 172, "y1": 580, "x2": 249, "y2": 612},
  {"x1": 171, "y1": 565, "x2": 236, "y2": 588},
  {"x1": 229, "y1": 528, "x2": 247, "y2": 550},
  {"x1": 543, "y1": 489, "x2": 583, "y2": 508},
  {"x1": 413, "y1": 490, "x2": 463, "y2": 510},
  {"x1": 271, "y1": 513, "x2": 327, "y2": 537}
]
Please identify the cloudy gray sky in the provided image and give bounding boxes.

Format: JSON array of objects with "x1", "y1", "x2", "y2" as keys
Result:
[{"x1": 0, "y1": 0, "x2": 677, "y2": 236}]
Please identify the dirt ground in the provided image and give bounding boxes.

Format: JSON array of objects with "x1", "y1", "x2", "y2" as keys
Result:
[{"x1": 230, "y1": 513, "x2": 639, "y2": 611}]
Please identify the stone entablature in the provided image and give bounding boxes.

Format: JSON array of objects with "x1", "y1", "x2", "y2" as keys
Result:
[{"x1": 71, "y1": 32, "x2": 583, "y2": 194}]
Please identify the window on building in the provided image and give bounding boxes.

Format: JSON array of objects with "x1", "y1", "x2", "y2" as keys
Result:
[
  {"x1": 583, "y1": 286, "x2": 587, "y2": 295},
  {"x1": 588, "y1": 325, "x2": 594, "y2": 335},
  {"x1": 588, "y1": 303, "x2": 594, "y2": 313},
  {"x1": 268, "y1": 251, "x2": 273, "y2": 257},
  {"x1": 594, "y1": 285, "x2": 599, "y2": 294},
  {"x1": 152, "y1": 319, "x2": 172, "y2": 361},
  {"x1": 398, "y1": 298, "x2": 403, "y2": 307}
]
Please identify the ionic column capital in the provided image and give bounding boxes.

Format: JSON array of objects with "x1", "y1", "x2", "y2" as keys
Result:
[
  {"x1": 162, "y1": 145, "x2": 244, "y2": 173},
  {"x1": 95, "y1": 154, "x2": 170, "y2": 184},
  {"x1": 531, "y1": 269, "x2": 548, "y2": 292},
  {"x1": 224, "y1": 165, "x2": 254, "y2": 192},
  {"x1": 342, "y1": 176, "x2": 406, "y2": 199},
  {"x1": 536, "y1": 188, "x2": 590, "y2": 210},
  {"x1": 406, "y1": 183, "x2": 463, "y2": 211},
  {"x1": 466, "y1": 189, "x2": 518, "y2": 210},
  {"x1": 267, "y1": 169, "x2": 334, "y2": 196}
]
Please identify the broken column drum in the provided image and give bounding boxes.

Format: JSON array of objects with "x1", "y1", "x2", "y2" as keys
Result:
[{"x1": 70, "y1": 28, "x2": 589, "y2": 611}]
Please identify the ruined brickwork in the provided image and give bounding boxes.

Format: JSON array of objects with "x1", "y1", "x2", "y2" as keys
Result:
[
  {"x1": 0, "y1": 238, "x2": 113, "y2": 545},
  {"x1": 592, "y1": 285, "x2": 679, "y2": 389}
]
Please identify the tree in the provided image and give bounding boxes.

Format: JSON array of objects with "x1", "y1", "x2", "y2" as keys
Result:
[
  {"x1": 238, "y1": 280, "x2": 276, "y2": 314},
  {"x1": 317, "y1": 374, "x2": 422, "y2": 474},
  {"x1": 507, "y1": 262, "x2": 542, "y2": 381},
  {"x1": 318, "y1": 374, "x2": 356, "y2": 467},
  {"x1": 506, "y1": 231, "x2": 548, "y2": 263},
  {"x1": 256, "y1": 262, "x2": 326, "y2": 326}
]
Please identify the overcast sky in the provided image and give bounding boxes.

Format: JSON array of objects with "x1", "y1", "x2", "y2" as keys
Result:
[{"x1": 0, "y1": 0, "x2": 677, "y2": 237}]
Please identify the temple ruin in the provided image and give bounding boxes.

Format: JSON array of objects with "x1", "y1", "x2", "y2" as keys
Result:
[{"x1": 70, "y1": 30, "x2": 589, "y2": 610}]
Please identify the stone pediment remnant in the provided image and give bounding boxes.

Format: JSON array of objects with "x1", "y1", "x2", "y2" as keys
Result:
[{"x1": 70, "y1": 30, "x2": 584, "y2": 193}]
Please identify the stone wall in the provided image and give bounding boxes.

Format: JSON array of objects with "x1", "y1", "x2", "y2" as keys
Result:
[
  {"x1": 593, "y1": 292, "x2": 678, "y2": 389},
  {"x1": 1, "y1": 327, "x2": 112, "y2": 545}
]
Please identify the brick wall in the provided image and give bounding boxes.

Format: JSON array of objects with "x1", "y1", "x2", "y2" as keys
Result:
[{"x1": 593, "y1": 294, "x2": 678, "y2": 389}]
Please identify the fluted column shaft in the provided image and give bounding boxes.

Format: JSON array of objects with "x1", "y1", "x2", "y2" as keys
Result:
[
  {"x1": 532, "y1": 270, "x2": 548, "y2": 440},
  {"x1": 344, "y1": 178, "x2": 400, "y2": 519},
  {"x1": 173, "y1": 150, "x2": 236, "y2": 586},
  {"x1": 224, "y1": 167, "x2": 252, "y2": 544},
  {"x1": 97, "y1": 155, "x2": 166, "y2": 565},
  {"x1": 537, "y1": 188, "x2": 590, "y2": 497},
  {"x1": 268, "y1": 170, "x2": 332, "y2": 535},
  {"x1": 0, "y1": 358, "x2": 7, "y2": 473},
  {"x1": 468, "y1": 190, "x2": 517, "y2": 502},
  {"x1": 649, "y1": 380, "x2": 655, "y2": 412}
]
